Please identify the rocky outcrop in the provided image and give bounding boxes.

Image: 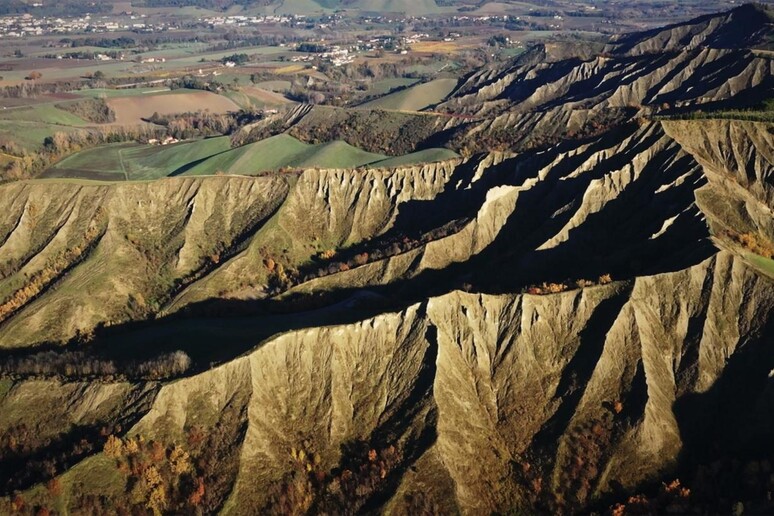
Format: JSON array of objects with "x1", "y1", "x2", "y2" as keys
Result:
[
  {"x1": 167, "y1": 158, "x2": 464, "y2": 308},
  {"x1": 285, "y1": 121, "x2": 711, "y2": 298},
  {"x1": 279, "y1": 160, "x2": 460, "y2": 246}
]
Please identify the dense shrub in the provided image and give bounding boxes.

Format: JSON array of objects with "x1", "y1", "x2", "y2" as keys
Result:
[
  {"x1": 725, "y1": 230, "x2": 774, "y2": 258},
  {"x1": 0, "y1": 350, "x2": 192, "y2": 380},
  {"x1": 264, "y1": 443, "x2": 402, "y2": 514},
  {"x1": 56, "y1": 99, "x2": 116, "y2": 124}
]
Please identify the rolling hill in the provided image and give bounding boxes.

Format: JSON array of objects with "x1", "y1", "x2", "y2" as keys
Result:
[
  {"x1": 47, "y1": 137, "x2": 233, "y2": 181},
  {"x1": 45, "y1": 133, "x2": 460, "y2": 180},
  {"x1": 183, "y1": 134, "x2": 387, "y2": 175},
  {"x1": 360, "y1": 78, "x2": 459, "y2": 111}
]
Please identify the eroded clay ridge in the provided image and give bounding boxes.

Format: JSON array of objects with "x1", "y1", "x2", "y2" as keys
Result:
[
  {"x1": 0, "y1": 5, "x2": 772, "y2": 513},
  {"x1": 2, "y1": 120, "x2": 771, "y2": 348},
  {"x1": 6, "y1": 249, "x2": 772, "y2": 513},
  {"x1": 443, "y1": 4, "x2": 773, "y2": 118}
]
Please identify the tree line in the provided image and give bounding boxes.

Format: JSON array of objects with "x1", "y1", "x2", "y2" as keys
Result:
[{"x1": 1, "y1": 125, "x2": 165, "y2": 182}]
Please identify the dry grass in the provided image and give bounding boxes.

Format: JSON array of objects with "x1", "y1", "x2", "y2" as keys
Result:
[
  {"x1": 410, "y1": 41, "x2": 463, "y2": 53},
  {"x1": 273, "y1": 64, "x2": 308, "y2": 75},
  {"x1": 106, "y1": 91, "x2": 239, "y2": 125}
]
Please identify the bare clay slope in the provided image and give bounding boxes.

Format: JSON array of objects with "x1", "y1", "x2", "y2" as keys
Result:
[
  {"x1": 441, "y1": 3, "x2": 773, "y2": 127},
  {"x1": 0, "y1": 176, "x2": 290, "y2": 346},
  {"x1": 27, "y1": 250, "x2": 774, "y2": 514},
  {"x1": 604, "y1": 3, "x2": 774, "y2": 56},
  {"x1": 443, "y1": 46, "x2": 772, "y2": 117},
  {"x1": 1, "y1": 6, "x2": 774, "y2": 516},
  {"x1": 4, "y1": 117, "x2": 774, "y2": 514}
]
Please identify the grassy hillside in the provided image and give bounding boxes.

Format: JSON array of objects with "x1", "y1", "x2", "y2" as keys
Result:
[
  {"x1": 0, "y1": 120, "x2": 82, "y2": 151},
  {"x1": 183, "y1": 134, "x2": 388, "y2": 175},
  {"x1": 366, "y1": 78, "x2": 420, "y2": 97},
  {"x1": 45, "y1": 133, "x2": 459, "y2": 180},
  {"x1": 368, "y1": 147, "x2": 459, "y2": 168},
  {"x1": 122, "y1": 137, "x2": 233, "y2": 179},
  {"x1": 0, "y1": 104, "x2": 89, "y2": 126},
  {"x1": 360, "y1": 78, "x2": 458, "y2": 111},
  {"x1": 48, "y1": 137, "x2": 233, "y2": 181}
]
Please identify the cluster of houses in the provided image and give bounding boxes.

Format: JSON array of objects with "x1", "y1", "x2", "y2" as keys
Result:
[
  {"x1": 0, "y1": 13, "x2": 175, "y2": 38},
  {"x1": 147, "y1": 136, "x2": 180, "y2": 146},
  {"x1": 283, "y1": 30, "x2": 435, "y2": 67},
  {"x1": 201, "y1": 15, "x2": 301, "y2": 27},
  {"x1": 289, "y1": 45, "x2": 354, "y2": 67}
]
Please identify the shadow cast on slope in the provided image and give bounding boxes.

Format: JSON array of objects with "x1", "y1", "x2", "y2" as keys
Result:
[
  {"x1": 0, "y1": 121, "x2": 718, "y2": 383},
  {"x1": 529, "y1": 286, "x2": 634, "y2": 451},
  {"x1": 588, "y1": 314, "x2": 774, "y2": 513},
  {"x1": 671, "y1": 314, "x2": 774, "y2": 509}
]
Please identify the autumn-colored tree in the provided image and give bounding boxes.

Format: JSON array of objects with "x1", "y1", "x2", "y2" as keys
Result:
[
  {"x1": 268, "y1": 262, "x2": 291, "y2": 292},
  {"x1": 147, "y1": 483, "x2": 168, "y2": 516},
  {"x1": 124, "y1": 437, "x2": 141, "y2": 456},
  {"x1": 104, "y1": 434, "x2": 124, "y2": 458},
  {"x1": 186, "y1": 426, "x2": 207, "y2": 448},
  {"x1": 46, "y1": 477, "x2": 63, "y2": 497},
  {"x1": 169, "y1": 445, "x2": 192, "y2": 475},
  {"x1": 189, "y1": 477, "x2": 206, "y2": 506},
  {"x1": 10, "y1": 495, "x2": 24, "y2": 512},
  {"x1": 353, "y1": 252, "x2": 369, "y2": 266},
  {"x1": 148, "y1": 440, "x2": 165, "y2": 462}
]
